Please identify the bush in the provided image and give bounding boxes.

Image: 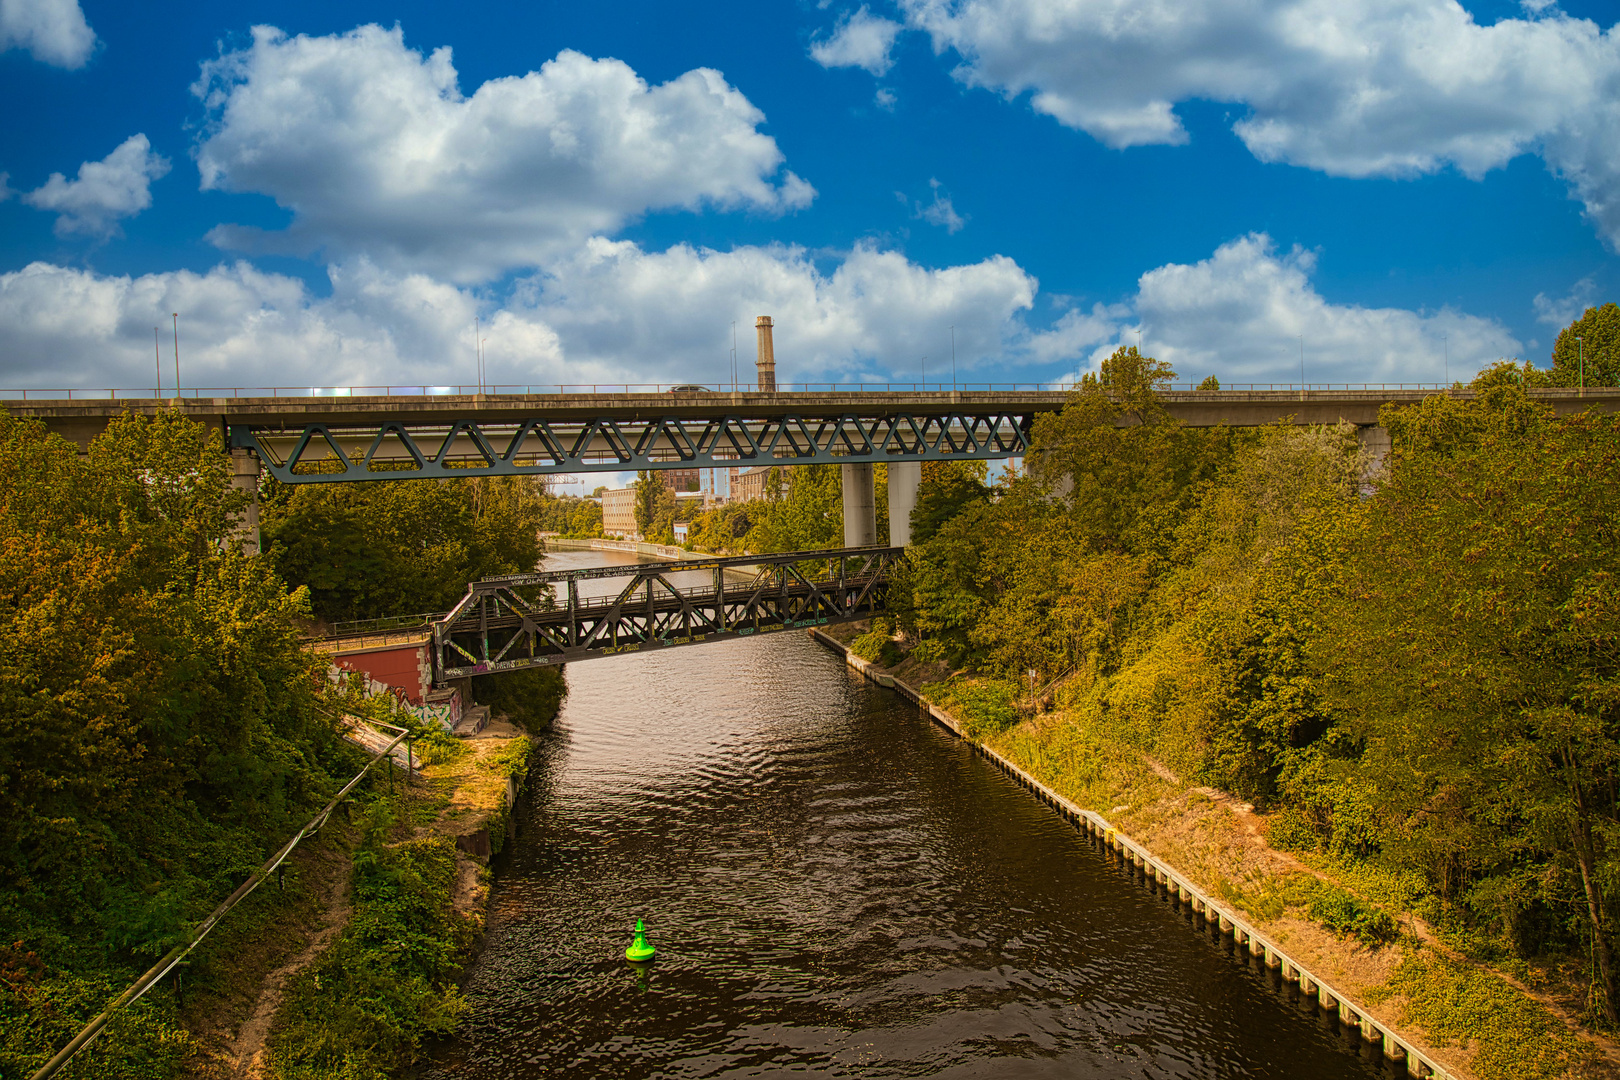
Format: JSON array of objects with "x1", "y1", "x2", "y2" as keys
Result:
[
  {"x1": 1265, "y1": 806, "x2": 1324, "y2": 853},
  {"x1": 849, "y1": 628, "x2": 902, "y2": 666},
  {"x1": 910, "y1": 638, "x2": 948, "y2": 666},
  {"x1": 1308, "y1": 885, "x2": 1398, "y2": 946},
  {"x1": 0, "y1": 964, "x2": 194, "y2": 1080}
]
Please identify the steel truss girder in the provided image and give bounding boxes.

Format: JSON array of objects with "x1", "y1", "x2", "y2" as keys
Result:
[
  {"x1": 431, "y1": 546, "x2": 902, "y2": 680},
  {"x1": 230, "y1": 412, "x2": 1032, "y2": 483}
]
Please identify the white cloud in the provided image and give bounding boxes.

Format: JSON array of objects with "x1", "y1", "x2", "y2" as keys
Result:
[
  {"x1": 0, "y1": 242, "x2": 1036, "y2": 390},
  {"x1": 1035, "y1": 234, "x2": 1521, "y2": 385},
  {"x1": 874, "y1": 87, "x2": 898, "y2": 110},
  {"x1": 22, "y1": 135, "x2": 170, "y2": 238},
  {"x1": 0, "y1": 259, "x2": 573, "y2": 391},
  {"x1": 193, "y1": 25, "x2": 815, "y2": 282},
  {"x1": 0, "y1": 0, "x2": 94, "y2": 68},
  {"x1": 509, "y1": 238, "x2": 1034, "y2": 384},
  {"x1": 1532, "y1": 275, "x2": 1597, "y2": 326},
  {"x1": 910, "y1": 177, "x2": 965, "y2": 232},
  {"x1": 811, "y1": 7, "x2": 904, "y2": 76},
  {"x1": 901, "y1": 0, "x2": 1620, "y2": 246}
]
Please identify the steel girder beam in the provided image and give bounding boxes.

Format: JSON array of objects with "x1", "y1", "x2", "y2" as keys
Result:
[
  {"x1": 431, "y1": 547, "x2": 902, "y2": 680},
  {"x1": 229, "y1": 412, "x2": 1032, "y2": 483}
]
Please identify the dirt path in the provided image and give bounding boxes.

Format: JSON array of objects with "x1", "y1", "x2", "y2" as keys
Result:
[{"x1": 225, "y1": 852, "x2": 354, "y2": 1079}]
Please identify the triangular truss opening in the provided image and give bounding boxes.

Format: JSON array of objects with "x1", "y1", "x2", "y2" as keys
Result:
[{"x1": 364, "y1": 424, "x2": 425, "y2": 474}]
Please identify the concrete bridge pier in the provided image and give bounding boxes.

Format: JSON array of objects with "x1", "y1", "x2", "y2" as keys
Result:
[
  {"x1": 230, "y1": 448, "x2": 261, "y2": 556},
  {"x1": 1357, "y1": 424, "x2": 1391, "y2": 479},
  {"x1": 887, "y1": 460, "x2": 920, "y2": 547},
  {"x1": 842, "y1": 463, "x2": 876, "y2": 547}
]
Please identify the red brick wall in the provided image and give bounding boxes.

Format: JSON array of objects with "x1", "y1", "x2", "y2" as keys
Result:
[{"x1": 334, "y1": 643, "x2": 429, "y2": 704}]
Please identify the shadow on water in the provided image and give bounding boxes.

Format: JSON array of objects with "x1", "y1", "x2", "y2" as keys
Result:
[{"x1": 422, "y1": 551, "x2": 1399, "y2": 1079}]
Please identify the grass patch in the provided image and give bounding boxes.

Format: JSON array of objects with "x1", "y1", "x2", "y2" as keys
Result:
[
  {"x1": 1366, "y1": 949, "x2": 1596, "y2": 1080},
  {"x1": 922, "y1": 678, "x2": 1021, "y2": 739},
  {"x1": 985, "y1": 713, "x2": 1172, "y2": 815}
]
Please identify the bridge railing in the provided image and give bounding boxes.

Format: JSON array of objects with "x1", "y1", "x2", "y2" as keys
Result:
[
  {"x1": 0, "y1": 381, "x2": 1471, "y2": 401},
  {"x1": 328, "y1": 611, "x2": 448, "y2": 637}
]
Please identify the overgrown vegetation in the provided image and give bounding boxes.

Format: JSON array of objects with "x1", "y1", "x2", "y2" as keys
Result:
[
  {"x1": 261, "y1": 473, "x2": 549, "y2": 624},
  {"x1": 267, "y1": 805, "x2": 474, "y2": 1080},
  {"x1": 878, "y1": 321, "x2": 1620, "y2": 1046},
  {"x1": 0, "y1": 409, "x2": 361, "y2": 1075}
]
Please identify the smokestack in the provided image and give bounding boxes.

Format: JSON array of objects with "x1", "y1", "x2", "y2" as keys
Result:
[{"x1": 755, "y1": 315, "x2": 776, "y2": 392}]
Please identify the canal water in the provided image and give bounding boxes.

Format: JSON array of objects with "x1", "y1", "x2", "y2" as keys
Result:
[{"x1": 423, "y1": 550, "x2": 1391, "y2": 1078}]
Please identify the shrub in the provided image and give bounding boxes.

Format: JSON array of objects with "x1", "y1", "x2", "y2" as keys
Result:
[{"x1": 1308, "y1": 885, "x2": 1398, "y2": 946}]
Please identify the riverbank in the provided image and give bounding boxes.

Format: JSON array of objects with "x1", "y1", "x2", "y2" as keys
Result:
[
  {"x1": 812, "y1": 622, "x2": 1616, "y2": 1080},
  {"x1": 179, "y1": 704, "x2": 548, "y2": 1079}
]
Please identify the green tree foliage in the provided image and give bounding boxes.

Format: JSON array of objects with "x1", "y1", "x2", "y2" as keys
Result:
[
  {"x1": 1551, "y1": 301, "x2": 1620, "y2": 388},
  {"x1": 262, "y1": 475, "x2": 546, "y2": 623},
  {"x1": 746, "y1": 464, "x2": 844, "y2": 553},
  {"x1": 684, "y1": 502, "x2": 755, "y2": 554},
  {"x1": 633, "y1": 471, "x2": 662, "y2": 537},
  {"x1": 908, "y1": 360, "x2": 1620, "y2": 1024},
  {"x1": 1308, "y1": 389, "x2": 1620, "y2": 1017},
  {"x1": 1029, "y1": 345, "x2": 1234, "y2": 555},
  {"x1": 536, "y1": 493, "x2": 603, "y2": 538},
  {"x1": 0, "y1": 409, "x2": 354, "y2": 1072}
]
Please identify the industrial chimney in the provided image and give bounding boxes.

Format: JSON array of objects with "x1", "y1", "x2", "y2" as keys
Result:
[{"x1": 755, "y1": 316, "x2": 776, "y2": 392}]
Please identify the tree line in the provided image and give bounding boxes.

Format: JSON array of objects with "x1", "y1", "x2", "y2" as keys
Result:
[{"x1": 884, "y1": 321, "x2": 1620, "y2": 1022}]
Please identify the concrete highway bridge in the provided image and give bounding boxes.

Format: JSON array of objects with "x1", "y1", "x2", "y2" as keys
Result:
[{"x1": 12, "y1": 383, "x2": 1620, "y2": 553}]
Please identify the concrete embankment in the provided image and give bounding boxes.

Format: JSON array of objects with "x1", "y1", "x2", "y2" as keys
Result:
[{"x1": 811, "y1": 626, "x2": 1462, "y2": 1080}]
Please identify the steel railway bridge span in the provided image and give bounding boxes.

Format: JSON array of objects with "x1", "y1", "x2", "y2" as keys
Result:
[{"x1": 431, "y1": 547, "x2": 901, "y2": 680}]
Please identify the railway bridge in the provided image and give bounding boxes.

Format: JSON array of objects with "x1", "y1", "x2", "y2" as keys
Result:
[{"x1": 11, "y1": 382, "x2": 1620, "y2": 554}]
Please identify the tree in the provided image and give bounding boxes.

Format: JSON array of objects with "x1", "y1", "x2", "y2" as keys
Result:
[
  {"x1": 633, "y1": 471, "x2": 662, "y2": 537},
  {"x1": 1028, "y1": 345, "x2": 1233, "y2": 555},
  {"x1": 1309, "y1": 388, "x2": 1620, "y2": 1018},
  {"x1": 1551, "y1": 302, "x2": 1620, "y2": 388},
  {"x1": 746, "y1": 464, "x2": 843, "y2": 553},
  {"x1": 263, "y1": 475, "x2": 546, "y2": 623},
  {"x1": 0, "y1": 409, "x2": 346, "y2": 971}
]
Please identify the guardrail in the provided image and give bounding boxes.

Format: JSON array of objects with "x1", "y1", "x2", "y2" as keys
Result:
[
  {"x1": 0, "y1": 381, "x2": 1469, "y2": 400},
  {"x1": 328, "y1": 612, "x2": 446, "y2": 637}
]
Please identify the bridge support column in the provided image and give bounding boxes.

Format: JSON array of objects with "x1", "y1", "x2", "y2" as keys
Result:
[
  {"x1": 887, "y1": 460, "x2": 920, "y2": 547},
  {"x1": 230, "y1": 448, "x2": 261, "y2": 556},
  {"x1": 1357, "y1": 424, "x2": 1391, "y2": 481},
  {"x1": 841, "y1": 463, "x2": 876, "y2": 547}
]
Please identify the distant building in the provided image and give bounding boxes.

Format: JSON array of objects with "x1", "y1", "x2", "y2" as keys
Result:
[
  {"x1": 731, "y1": 466, "x2": 780, "y2": 503},
  {"x1": 601, "y1": 486, "x2": 639, "y2": 538},
  {"x1": 660, "y1": 468, "x2": 700, "y2": 493},
  {"x1": 673, "y1": 522, "x2": 689, "y2": 543}
]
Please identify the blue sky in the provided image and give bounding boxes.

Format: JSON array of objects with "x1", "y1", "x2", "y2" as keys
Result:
[{"x1": 1, "y1": 0, "x2": 1617, "y2": 393}]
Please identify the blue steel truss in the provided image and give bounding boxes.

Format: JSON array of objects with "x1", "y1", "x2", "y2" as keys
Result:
[{"x1": 229, "y1": 411, "x2": 1032, "y2": 483}]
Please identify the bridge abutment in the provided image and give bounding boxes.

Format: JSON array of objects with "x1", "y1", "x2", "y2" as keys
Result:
[
  {"x1": 842, "y1": 463, "x2": 876, "y2": 547},
  {"x1": 887, "y1": 460, "x2": 919, "y2": 547}
]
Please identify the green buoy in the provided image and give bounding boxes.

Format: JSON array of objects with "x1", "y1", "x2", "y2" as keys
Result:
[{"x1": 625, "y1": 918, "x2": 657, "y2": 962}]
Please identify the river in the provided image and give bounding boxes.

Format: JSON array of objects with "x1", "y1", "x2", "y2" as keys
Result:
[{"x1": 422, "y1": 549, "x2": 1393, "y2": 1078}]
